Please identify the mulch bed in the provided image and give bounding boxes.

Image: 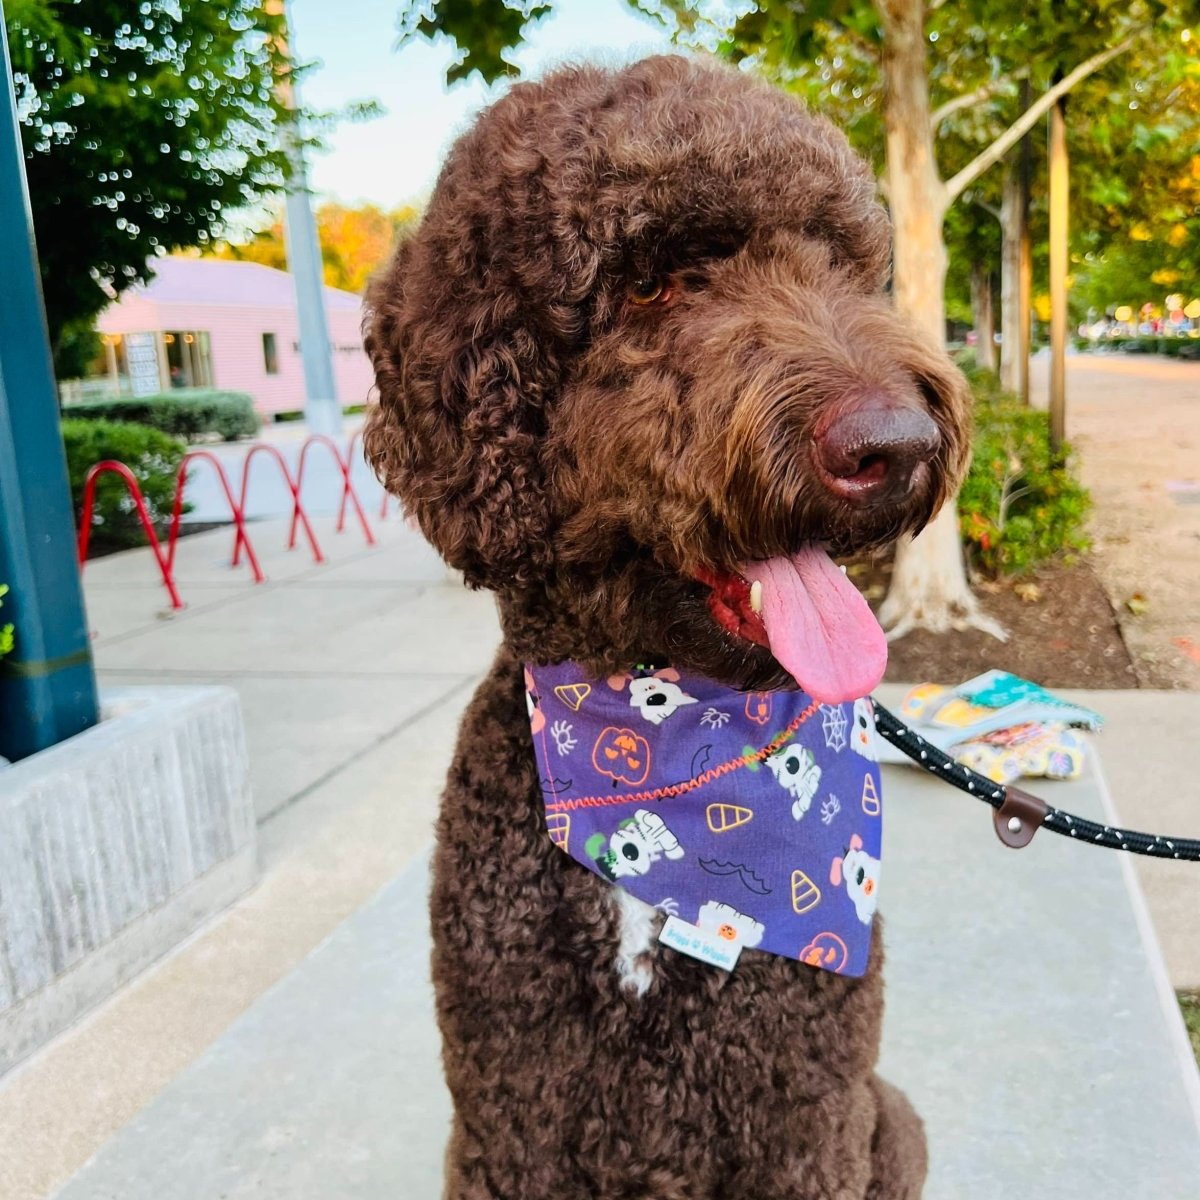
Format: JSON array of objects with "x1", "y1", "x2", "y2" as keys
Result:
[{"x1": 847, "y1": 555, "x2": 1139, "y2": 690}]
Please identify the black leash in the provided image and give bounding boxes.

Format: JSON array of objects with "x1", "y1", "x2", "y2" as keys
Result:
[{"x1": 872, "y1": 701, "x2": 1200, "y2": 862}]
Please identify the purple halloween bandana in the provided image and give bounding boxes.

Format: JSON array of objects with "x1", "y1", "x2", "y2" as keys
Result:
[{"x1": 524, "y1": 662, "x2": 884, "y2": 977}]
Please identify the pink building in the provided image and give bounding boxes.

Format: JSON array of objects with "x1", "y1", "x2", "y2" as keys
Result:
[{"x1": 94, "y1": 257, "x2": 375, "y2": 418}]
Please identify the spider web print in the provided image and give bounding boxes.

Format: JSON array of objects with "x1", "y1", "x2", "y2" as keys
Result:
[{"x1": 820, "y1": 704, "x2": 848, "y2": 752}]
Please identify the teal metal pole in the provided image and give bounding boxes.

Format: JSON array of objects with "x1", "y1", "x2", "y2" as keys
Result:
[{"x1": 0, "y1": 14, "x2": 99, "y2": 759}]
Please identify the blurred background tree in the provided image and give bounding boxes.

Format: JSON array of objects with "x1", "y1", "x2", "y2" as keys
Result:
[
  {"x1": 211, "y1": 200, "x2": 420, "y2": 293},
  {"x1": 5, "y1": 0, "x2": 295, "y2": 371}
]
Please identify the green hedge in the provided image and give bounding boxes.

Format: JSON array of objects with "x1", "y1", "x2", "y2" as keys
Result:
[
  {"x1": 64, "y1": 390, "x2": 260, "y2": 441},
  {"x1": 957, "y1": 365, "x2": 1091, "y2": 577},
  {"x1": 61, "y1": 419, "x2": 189, "y2": 552}
]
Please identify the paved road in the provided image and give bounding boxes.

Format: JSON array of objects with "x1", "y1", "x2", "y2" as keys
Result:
[{"x1": 1029, "y1": 352, "x2": 1200, "y2": 689}]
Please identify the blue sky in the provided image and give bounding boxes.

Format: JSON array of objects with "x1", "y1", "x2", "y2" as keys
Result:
[{"x1": 290, "y1": 0, "x2": 674, "y2": 208}]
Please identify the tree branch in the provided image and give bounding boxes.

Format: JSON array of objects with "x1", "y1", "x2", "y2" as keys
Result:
[
  {"x1": 944, "y1": 34, "x2": 1142, "y2": 202},
  {"x1": 931, "y1": 67, "x2": 1029, "y2": 130}
]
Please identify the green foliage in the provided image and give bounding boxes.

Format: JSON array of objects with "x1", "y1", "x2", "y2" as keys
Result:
[
  {"x1": 54, "y1": 319, "x2": 104, "y2": 381},
  {"x1": 956, "y1": 365, "x2": 1091, "y2": 577},
  {"x1": 5, "y1": 1, "x2": 294, "y2": 348},
  {"x1": 1091, "y1": 335, "x2": 1200, "y2": 357},
  {"x1": 64, "y1": 391, "x2": 260, "y2": 441},
  {"x1": 398, "y1": 0, "x2": 552, "y2": 84},
  {"x1": 60, "y1": 419, "x2": 188, "y2": 551},
  {"x1": 0, "y1": 584, "x2": 13, "y2": 663}
]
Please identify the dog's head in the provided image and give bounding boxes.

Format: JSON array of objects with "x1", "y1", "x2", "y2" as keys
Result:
[{"x1": 364, "y1": 55, "x2": 970, "y2": 697}]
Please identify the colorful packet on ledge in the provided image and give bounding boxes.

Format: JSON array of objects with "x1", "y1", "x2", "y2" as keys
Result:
[{"x1": 877, "y1": 670, "x2": 1101, "y2": 785}]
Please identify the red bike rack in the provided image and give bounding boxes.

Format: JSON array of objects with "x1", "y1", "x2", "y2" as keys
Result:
[
  {"x1": 235, "y1": 442, "x2": 324, "y2": 566},
  {"x1": 296, "y1": 433, "x2": 375, "y2": 548},
  {"x1": 168, "y1": 450, "x2": 264, "y2": 583},
  {"x1": 341, "y1": 429, "x2": 393, "y2": 524},
  {"x1": 77, "y1": 460, "x2": 184, "y2": 610}
]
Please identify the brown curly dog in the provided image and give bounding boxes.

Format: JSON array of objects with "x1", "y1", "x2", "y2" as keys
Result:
[{"x1": 365, "y1": 54, "x2": 969, "y2": 1200}]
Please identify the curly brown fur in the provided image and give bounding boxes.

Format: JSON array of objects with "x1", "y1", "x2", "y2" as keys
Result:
[{"x1": 365, "y1": 54, "x2": 968, "y2": 1199}]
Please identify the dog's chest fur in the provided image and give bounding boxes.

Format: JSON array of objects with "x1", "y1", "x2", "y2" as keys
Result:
[{"x1": 611, "y1": 888, "x2": 660, "y2": 995}]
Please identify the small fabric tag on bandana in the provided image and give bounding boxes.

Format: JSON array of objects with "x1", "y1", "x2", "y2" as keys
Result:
[
  {"x1": 659, "y1": 914, "x2": 743, "y2": 971},
  {"x1": 524, "y1": 661, "x2": 884, "y2": 977}
]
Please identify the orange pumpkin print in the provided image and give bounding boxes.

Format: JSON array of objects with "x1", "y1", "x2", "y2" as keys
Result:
[
  {"x1": 744, "y1": 691, "x2": 772, "y2": 726},
  {"x1": 591, "y1": 726, "x2": 652, "y2": 786},
  {"x1": 799, "y1": 932, "x2": 849, "y2": 974}
]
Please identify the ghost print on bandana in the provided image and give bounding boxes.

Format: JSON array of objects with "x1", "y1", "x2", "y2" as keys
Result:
[{"x1": 525, "y1": 662, "x2": 884, "y2": 977}]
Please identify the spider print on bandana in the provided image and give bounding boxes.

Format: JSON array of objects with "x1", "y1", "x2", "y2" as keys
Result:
[
  {"x1": 820, "y1": 704, "x2": 848, "y2": 753},
  {"x1": 700, "y1": 708, "x2": 731, "y2": 729},
  {"x1": 551, "y1": 720, "x2": 578, "y2": 756}
]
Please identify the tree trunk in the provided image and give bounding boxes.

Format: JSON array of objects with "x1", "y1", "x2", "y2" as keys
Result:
[
  {"x1": 1018, "y1": 218, "x2": 1032, "y2": 403},
  {"x1": 1017, "y1": 77, "x2": 1032, "y2": 404},
  {"x1": 998, "y1": 161, "x2": 1023, "y2": 393},
  {"x1": 875, "y1": 0, "x2": 1004, "y2": 639},
  {"x1": 970, "y1": 263, "x2": 996, "y2": 374}
]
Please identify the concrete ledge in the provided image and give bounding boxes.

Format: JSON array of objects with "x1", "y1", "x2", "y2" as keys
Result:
[{"x1": 0, "y1": 686, "x2": 256, "y2": 1076}]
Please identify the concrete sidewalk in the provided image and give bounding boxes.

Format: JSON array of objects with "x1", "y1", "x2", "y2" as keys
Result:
[
  {"x1": 43, "y1": 765, "x2": 1200, "y2": 1199},
  {"x1": 2, "y1": 515, "x2": 1198, "y2": 1198},
  {"x1": 178, "y1": 416, "x2": 381, "y2": 526}
]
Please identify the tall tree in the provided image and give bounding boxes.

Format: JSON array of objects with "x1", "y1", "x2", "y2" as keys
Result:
[
  {"x1": 5, "y1": 1, "x2": 294, "y2": 363},
  {"x1": 667, "y1": 0, "x2": 1191, "y2": 638},
  {"x1": 212, "y1": 200, "x2": 421, "y2": 293},
  {"x1": 398, "y1": 0, "x2": 1197, "y2": 635}
]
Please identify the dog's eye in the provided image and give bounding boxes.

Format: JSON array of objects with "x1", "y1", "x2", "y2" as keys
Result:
[{"x1": 627, "y1": 276, "x2": 670, "y2": 306}]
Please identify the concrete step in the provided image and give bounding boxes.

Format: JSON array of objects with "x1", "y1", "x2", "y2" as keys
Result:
[{"x1": 51, "y1": 761, "x2": 1200, "y2": 1200}]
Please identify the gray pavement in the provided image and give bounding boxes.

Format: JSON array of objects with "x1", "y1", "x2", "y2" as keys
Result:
[
  {"x1": 178, "y1": 418, "x2": 383, "y2": 525},
  {"x1": 81, "y1": 512, "x2": 488, "y2": 823},
  {"x1": 2, "y1": 505, "x2": 1198, "y2": 1198},
  {"x1": 50, "y1": 762, "x2": 1200, "y2": 1200}
]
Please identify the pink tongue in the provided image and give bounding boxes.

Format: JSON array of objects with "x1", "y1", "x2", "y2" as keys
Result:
[{"x1": 743, "y1": 545, "x2": 888, "y2": 704}]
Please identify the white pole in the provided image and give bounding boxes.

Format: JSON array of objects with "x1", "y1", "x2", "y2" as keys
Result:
[{"x1": 280, "y1": 0, "x2": 341, "y2": 435}]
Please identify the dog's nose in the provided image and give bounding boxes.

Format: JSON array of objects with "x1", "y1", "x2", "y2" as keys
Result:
[{"x1": 814, "y1": 396, "x2": 940, "y2": 505}]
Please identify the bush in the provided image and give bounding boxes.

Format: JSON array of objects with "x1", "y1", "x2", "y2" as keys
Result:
[
  {"x1": 1092, "y1": 335, "x2": 1200, "y2": 359},
  {"x1": 61, "y1": 419, "x2": 189, "y2": 552},
  {"x1": 64, "y1": 390, "x2": 260, "y2": 441},
  {"x1": 956, "y1": 365, "x2": 1091, "y2": 577}
]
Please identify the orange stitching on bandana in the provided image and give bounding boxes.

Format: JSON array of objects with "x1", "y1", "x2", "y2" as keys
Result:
[{"x1": 545, "y1": 700, "x2": 820, "y2": 812}]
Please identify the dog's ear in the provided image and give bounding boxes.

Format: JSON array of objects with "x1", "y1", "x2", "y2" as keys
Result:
[{"x1": 362, "y1": 233, "x2": 553, "y2": 590}]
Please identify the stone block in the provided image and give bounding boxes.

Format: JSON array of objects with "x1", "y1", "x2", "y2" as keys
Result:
[{"x1": 0, "y1": 686, "x2": 256, "y2": 1075}]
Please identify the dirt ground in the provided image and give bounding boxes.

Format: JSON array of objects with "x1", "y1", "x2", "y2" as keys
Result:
[
  {"x1": 859, "y1": 556, "x2": 1139, "y2": 688},
  {"x1": 1027, "y1": 353, "x2": 1200, "y2": 690}
]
